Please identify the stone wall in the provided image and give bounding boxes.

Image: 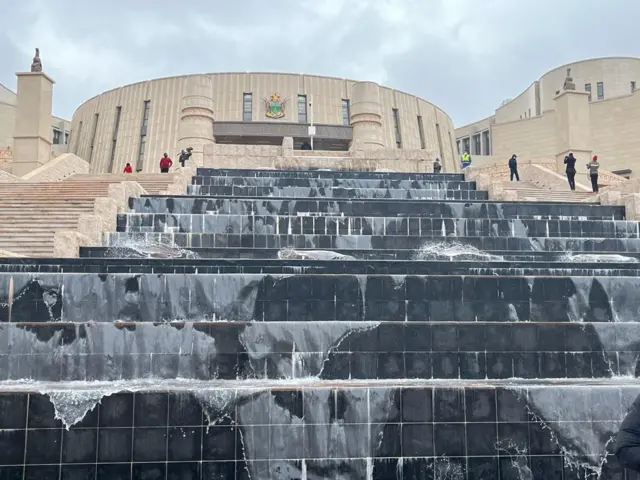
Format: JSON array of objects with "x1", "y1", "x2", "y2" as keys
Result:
[
  {"x1": 204, "y1": 142, "x2": 435, "y2": 172},
  {"x1": 491, "y1": 113, "x2": 558, "y2": 160},
  {"x1": 21, "y1": 153, "x2": 89, "y2": 182}
]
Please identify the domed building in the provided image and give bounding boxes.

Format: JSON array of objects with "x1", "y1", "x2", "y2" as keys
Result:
[{"x1": 68, "y1": 73, "x2": 457, "y2": 173}]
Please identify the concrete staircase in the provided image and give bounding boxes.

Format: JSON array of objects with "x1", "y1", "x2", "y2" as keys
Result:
[
  {"x1": 64, "y1": 173, "x2": 178, "y2": 194},
  {"x1": 501, "y1": 180, "x2": 596, "y2": 202},
  {"x1": 0, "y1": 174, "x2": 177, "y2": 257}
]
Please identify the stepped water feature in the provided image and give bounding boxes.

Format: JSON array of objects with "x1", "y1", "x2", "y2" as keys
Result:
[{"x1": 1, "y1": 167, "x2": 639, "y2": 479}]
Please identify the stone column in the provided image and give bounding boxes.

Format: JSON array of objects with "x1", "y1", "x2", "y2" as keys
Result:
[
  {"x1": 12, "y1": 72, "x2": 55, "y2": 176},
  {"x1": 349, "y1": 82, "x2": 385, "y2": 151},
  {"x1": 553, "y1": 90, "x2": 592, "y2": 185},
  {"x1": 178, "y1": 75, "x2": 215, "y2": 168}
]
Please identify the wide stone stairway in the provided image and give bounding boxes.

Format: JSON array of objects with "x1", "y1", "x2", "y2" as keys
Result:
[{"x1": 0, "y1": 167, "x2": 639, "y2": 478}]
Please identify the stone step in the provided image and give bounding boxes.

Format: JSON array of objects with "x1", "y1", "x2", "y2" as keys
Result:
[
  {"x1": 197, "y1": 167, "x2": 465, "y2": 181},
  {"x1": 104, "y1": 231, "x2": 640, "y2": 253},
  {"x1": 0, "y1": 321, "x2": 634, "y2": 381},
  {"x1": 192, "y1": 175, "x2": 478, "y2": 190},
  {"x1": 2, "y1": 256, "x2": 639, "y2": 277},
  {"x1": 80, "y1": 246, "x2": 640, "y2": 262},
  {"x1": 116, "y1": 212, "x2": 640, "y2": 239},
  {"x1": 187, "y1": 185, "x2": 489, "y2": 200},
  {"x1": 0, "y1": 272, "x2": 636, "y2": 324},
  {"x1": 130, "y1": 196, "x2": 622, "y2": 219}
]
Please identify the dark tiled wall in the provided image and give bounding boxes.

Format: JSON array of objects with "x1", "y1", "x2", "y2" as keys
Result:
[
  {"x1": 1, "y1": 273, "x2": 639, "y2": 323},
  {"x1": 0, "y1": 387, "x2": 634, "y2": 479},
  {"x1": 129, "y1": 197, "x2": 625, "y2": 219},
  {"x1": 195, "y1": 168, "x2": 465, "y2": 180}
]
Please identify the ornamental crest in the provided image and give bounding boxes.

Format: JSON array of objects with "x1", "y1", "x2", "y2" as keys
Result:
[{"x1": 263, "y1": 93, "x2": 288, "y2": 119}]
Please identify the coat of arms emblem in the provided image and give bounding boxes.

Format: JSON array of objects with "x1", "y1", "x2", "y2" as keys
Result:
[{"x1": 263, "y1": 93, "x2": 288, "y2": 119}]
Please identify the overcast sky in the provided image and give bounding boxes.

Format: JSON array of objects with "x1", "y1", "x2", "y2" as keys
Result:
[{"x1": 1, "y1": 0, "x2": 638, "y2": 127}]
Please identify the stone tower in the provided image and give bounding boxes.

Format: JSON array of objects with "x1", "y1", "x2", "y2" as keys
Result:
[
  {"x1": 349, "y1": 81, "x2": 385, "y2": 150},
  {"x1": 12, "y1": 48, "x2": 54, "y2": 176},
  {"x1": 177, "y1": 74, "x2": 215, "y2": 168}
]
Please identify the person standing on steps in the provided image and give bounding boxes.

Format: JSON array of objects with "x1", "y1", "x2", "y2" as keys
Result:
[
  {"x1": 564, "y1": 152, "x2": 577, "y2": 190},
  {"x1": 461, "y1": 151, "x2": 471, "y2": 169},
  {"x1": 123, "y1": 163, "x2": 133, "y2": 173},
  {"x1": 159, "y1": 153, "x2": 173, "y2": 173},
  {"x1": 586, "y1": 155, "x2": 600, "y2": 193},
  {"x1": 433, "y1": 158, "x2": 442, "y2": 173},
  {"x1": 508, "y1": 154, "x2": 520, "y2": 181}
]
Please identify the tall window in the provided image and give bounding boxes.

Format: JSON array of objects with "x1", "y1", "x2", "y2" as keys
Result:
[
  {"x1": 108, "y1": 106, "x2": 122, "y2": 173},
  {"x1": 64, "y1": 132, "x2": 69, "y2": 144},
  {"x1": 435, "y1": 123, "x2": 444, "y2": 159},
  {"x1": 73, "y1": 121, "x2": 83, "y2": 154},
  {"x1": 392, "y1": 108, "x2": 402, "y2": 148},
  {"x1": 417, "y1": 116, "x2": 426, "y2": 149},
  {"x1": 341, "y1": 99, "x2": 350, "y2": 126},
  {"x1": 482, "y1": 130, "x2": 491, "y2": 156},
  {"x1": 472, "y1": 134, "x2": 481, "y2": 156},
  {"x1": 632, "y1": 81, "x2": 636, "y2": 93},
  {"x1": 136, "y1": 100, "x2": 150, "y2": 172},
  {"x1": 462, "y1": 137, "x2": 470, "y2": 154},
  {"x1": 585, "y1": 83, "x2": 592, "y2": 102},
  {"x1": 243, "y1": 93, "x2": 252, "y2": 121},
  {"x1": 456, "y1": 140, "x2": 461, "y2": 154},
  {"x1": 89, "y1": 114, "x2": 99, "y2": 163},
  {"x1": 52, "y1": 128, "x2": 62, "y2": 145},
  {"x1": 597, "y1": 82, "x2": 604, "y2": 100},
  {"x1": 297, "y1": 95, "x2": 307, "y2": 123}
]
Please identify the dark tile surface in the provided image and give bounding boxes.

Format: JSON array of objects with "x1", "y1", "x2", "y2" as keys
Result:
[
  {"x1": 0, "y1": 387, "x2": 634, "y2": 479},
  {"x1": 2, "y1": 167, "x2": 640, "y2": 479}
]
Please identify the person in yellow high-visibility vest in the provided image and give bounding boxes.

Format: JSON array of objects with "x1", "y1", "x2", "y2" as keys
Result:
[{"x1": 461, "y1": 151, "x2": 472, "y2": 169}]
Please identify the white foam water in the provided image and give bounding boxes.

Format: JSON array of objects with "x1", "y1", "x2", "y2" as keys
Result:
[
  {"x1": 560, "y1": 252, "x2": 639, "y2": 263},
  {"x1": 105, "y1": 237, "x2": 199, "y2": 259},
  {"x1": 277, "y1": 248, "x2": 355, "y2": 260},
  {"x1": 412, "y1": 241, "x2": 504, "y2": 262}
]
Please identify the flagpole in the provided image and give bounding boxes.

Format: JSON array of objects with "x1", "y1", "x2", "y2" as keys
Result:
[{"x1": 309, "y1": 94, "x2": 314, "y2": 150}]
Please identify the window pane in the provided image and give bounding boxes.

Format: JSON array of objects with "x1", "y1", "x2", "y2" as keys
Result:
[
  {"x1": 298, "y1": 95, "x2": 307, "y2": 123},
  {"x1": 243, "y1": 93, "x2": 252, "y2": 121},
  {"x1": 597, "y1": 82, "x2": 604, "y2": 100},
  {"x1": 342, "y1": 99, "x2": 350, "y2": 126},
  {"x1": 417, "y1": 116, "x2": 425, "y2": 149}
]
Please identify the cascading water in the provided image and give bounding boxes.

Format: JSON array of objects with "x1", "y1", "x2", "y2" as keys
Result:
[{"x1": 412, "y1": 240, "x2": 504, "y2": 261}]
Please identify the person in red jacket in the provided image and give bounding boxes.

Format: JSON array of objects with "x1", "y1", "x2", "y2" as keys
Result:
[
  {"x1": 123, "y1": 163, "x2": 133, "y2": 173},
  {"x1": 159, "y1": 153, "x2": 172, "y2": 173}
]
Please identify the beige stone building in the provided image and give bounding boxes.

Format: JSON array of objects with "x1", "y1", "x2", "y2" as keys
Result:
[
  {"x1": 456, "y1": 56, "x2": 640, "y2": 179},
  {"x1": 68, "y1": 73, "x2": 457, "y2": 173},
  {"x1": 0, "y1": 81, "x2": 71, "y2": 167}
]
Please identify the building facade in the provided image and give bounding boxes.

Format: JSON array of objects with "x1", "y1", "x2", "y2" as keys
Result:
[
  {"x1": 0, "y1": 81, "x2": 70, "y2": 164},
  {"x1": 68, "y1": 73, "x2": 457, "y2": 173},
  {"x1": 456, "y1": 57, "x2": 640, "y2": 178}
]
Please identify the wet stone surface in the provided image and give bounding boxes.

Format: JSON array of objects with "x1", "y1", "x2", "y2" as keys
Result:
[{"x1": 1, "y1": 167, "x2": 639, "y2": 478}]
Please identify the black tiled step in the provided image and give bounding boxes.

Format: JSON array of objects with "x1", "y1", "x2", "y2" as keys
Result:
[
  {"x1": 117, "y1": 212, "x2": 640, "y2": 238},
  {"x1": 191, "y1": 175, "x2": 477, "y2": 190},
  {"x1": 104, "y1": 232, "x2": 640, "y2": 253},
  {"x1": 0, "y1": 385, "x2": 633, "y2": 480},
  {"x1": 186, "y1": 185, "x2": 489, "y2": 200},
  {"x1": 0, "y1": 273, "x2": 638, "y2": 323},
  {"x1": 129, "y1": 196, "x2": 622, "y2": 219},
  {"x1": 196, "y1": 167, "x2": 465, "y2": 180},
  {"x1": 81, "y1": 246, "x2": 640, "y2": 262},
  {"x1": 1, "y1": 257, "x2": 640, "y2": 276},
  {"x1": 0, "y1": 321, "x2": 632, "y2": 381}
]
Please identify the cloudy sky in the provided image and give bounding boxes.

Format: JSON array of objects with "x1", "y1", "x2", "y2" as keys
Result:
[{"x1": 1, "y1": 0, "x2": 638, "y2": 126}]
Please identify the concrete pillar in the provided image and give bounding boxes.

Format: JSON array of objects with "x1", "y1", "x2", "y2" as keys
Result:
[
  {"x1": 553, "y1": 90, "x2": 592, "y2": 184},
  {"x1": 349, "y1": 82, "x2": 384, "y2": 151},
  {"x1": 178, "y1": 74, "x2": 215, "y2": 168},
  {"x1": 12, "y1": 72, "x2": 55, "y2": 176}
]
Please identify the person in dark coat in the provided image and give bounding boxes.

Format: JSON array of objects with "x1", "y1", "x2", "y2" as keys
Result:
[
  {"x1": 433, "y1": 158, "x2": 442, "y2": 173},
  {"x1": 616, "y1": 394, "x2": 640, "y2": 472},
  {"x1": 508, "y1": 154, "x2": 519, "y2": 181},
  {"x1": 178, "y1": 147, "x2": 193, "y2": 167},
  {"x1": 564, "y1": 152, "x2": 577, "y2": 190}
]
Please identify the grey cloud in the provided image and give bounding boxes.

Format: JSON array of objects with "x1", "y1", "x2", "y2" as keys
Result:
[{"x1": 0, "y1": 0, "x2": 638, "y2": 126}]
